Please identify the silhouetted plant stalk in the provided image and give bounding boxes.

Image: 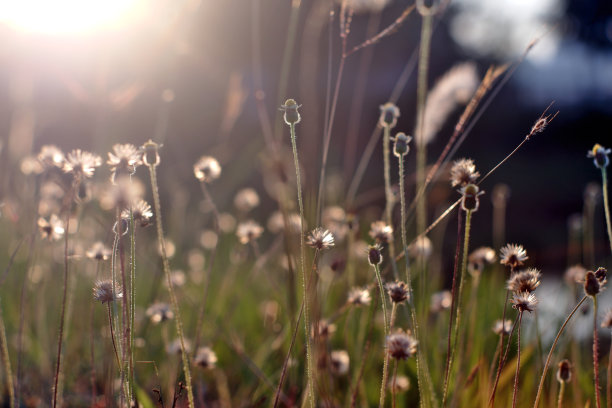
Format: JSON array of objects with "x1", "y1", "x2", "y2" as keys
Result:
[
  {"x1": 383, "y1": 123, "x2": 399, "y2": 279},
  {"x1": 593, "y1": 296, "x2": 602, "y2": 408},
  {"x1": 489, "y1": 314, "x2": 520, "y2": 407},
  {"x1": 512, "y1": 310, "x2": 524, "y2": 408},
  {"x1": 0, "y1": 296, "x2": 15, "y2": 408},
  {"x1": 601, "y1": 166, "x2": 612, "y2": 254},
  {"x1": 373, "y1": 261, "x2": 390, "y2": 408},
  {"x1": 143, "y1": 140, "x2": 195, "y2": 408}
]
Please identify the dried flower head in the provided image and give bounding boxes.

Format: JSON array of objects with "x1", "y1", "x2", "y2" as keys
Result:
[
  {"x1": 450, "y1": 158, "x2": 480, "y2": 187},
  {"x1": 601, "y1": 309, "x2": 612, "y2": 329},
  {"x1": 492, "y1": 319, "x2": 513, "y2": 336},
  {"x1": 38, "y1": 214, "x2": 65, "y2": 241},
  {"x1": 468, "y1": 246, "x2": 496, "y2": 275},
  {"x1": 499, "y1": 244, "x2": 528, "y2": 269},
  {"x1": 507, "y1": 268, "x2": 541, "y2": 293},
  {"x1": 193, "y1": 156, "x2": 221, "y2": 183},
  {"x1": 306, "y1": 227, "x2": 335, "y2": 250},
  {"x1": 460, "y1": 184, "x2": 483, "y2": 212},
  {"x1": 315, "y1": 320, "x2": 337, "y2": 338},
  {"x1": 379, "y1": 102, "x2": 400, "y2": 128},
  {"x1": 322, "y1": 206, "x2": 349, "y2": 242},
  {"x1": 141, "y1": 140, "x2": 160, "y2": 167},
  {"x1": 369, "y1": 221, "x2": 393, "y2": 244},
  {"x1": 236, "y1": 220, "x2": 264, "y2": 244},
  {"x1": 385, "y1": 281, "x2": 409, "y2": 304},
  {"x1": 584, "y1": 270, "x2": 605, "y2": 297},
  {"x1": 511, "y1": 291, "x2": 538, "y2": 313},
  {"x1": 86, "y1": 242, "x2": 112, "y2": 261},
  {"x1": 63, "y1": 149, "x2": 102, "y2": 179},
  {"x1": 121, "y1": 199, "x2": 153, "y2": 228},
  {"x1": 409, "y1": 236, "x2": 433, "y2": 260},
  {"x1": 281, "y1": 99, "x2": 301, "y2": 125},
  {"x1": 37, "y1": 145, "x2": 65, "y2": 170},
  {"x1": 330, "y1": 350, "x2": 350, "y2": 376},
  {"x1": 107, "y1": 144, "x2": 142, "y2": 183},
  {"x1": 564, "y1": 265, "x2": 587, "y2": 285},
  {"x1": 348, "y1": 287, "x2": 371, "y2": 306},
  {"x1": 93, "y1": 280, "x2": 122, "y2": 304},
  {"x1": 387, "y1": 330, "x2": 418, "y2": 360},
  {"x1": 194, "y1": 346, "x2": 217, "y2": 369},
  {"x1": 587, "y1": 143, "x2": 610, "y2": 169},
  {"x1": 267, "y1": 211, "x2": 303, "y2": 234},
  {"x1": 430, "y1": 290, "x2": 452, "y2": 313},
  {"x1": 393, "y1": 132, "x2": 412, "y2": 157},
  {"x1": 388, "y1": 375, "x2": 410, "y2": 393},
  {"x1": 166, "y1": 338, "x2": 192, "y2": 355},
  {"x1": 367, "y1": 243, "x2": 383, "y2": 266},
  {"x1": 234, "y1": 188, "x2": 260, "y2": 212},
  {"x1": 595, "y1": 267, "x2": 607, "y2": 283},
  {"x1": 146, "y1": 302, "x2": 174, "y2": 323},
  {"x1": 556, "y1": 359, "x2": 572, "y2": 383}
]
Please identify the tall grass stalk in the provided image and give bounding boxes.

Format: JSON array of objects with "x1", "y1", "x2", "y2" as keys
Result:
[
  {"x1": 0, "y1": 296, "x2": 15, "y2": 408},
  {"x1": 557, "y1": 380, "x2": 566, "y2": 408},
  {"x1": 144, "y1": 141, "x2": 195, "y2": 408},
  {"x1": 489, "y1": 313, "x2": 520, "y2": 407},
  {"x1": 601, "y1": 168, "x2": 612, "y2": 254},
  {"x1": 534, "y1": 295, "x2": 588, "y2": 408},
  {"x1": 593, "y1": 296, "x2": 602, "y2": 408},
  {"x1": 512, "y1": 310, "x2": 524, "y2": 408},
  {"x1": 383, "y1": 124, "x2": 399, "y2": 279},
  {"x1": 373, "y1": 262, "x2": 390, "y2": 408},
  {"x1": 607, "y1": 327, "x2": 612, "y2": 408}
]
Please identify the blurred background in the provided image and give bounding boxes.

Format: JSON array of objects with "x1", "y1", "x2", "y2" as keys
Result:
[{"x1": 0, "y1": 0, "x2": 611, "y2": 273}]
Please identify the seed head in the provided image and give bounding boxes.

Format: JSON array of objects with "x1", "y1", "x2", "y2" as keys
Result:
[
  {"x1": 63, "y1": 149, "x2": 102, "y2": 179},
  {"x1": 450, "y1": 158, "x2": 480, "y2": 187},
  {"x1": 430, "y1": 290, "x2": 452, "y2": 313},
  {"x1": 587, "y1": 143, "x2": 610, "y2": 169},
  {"x1": 348, "y1": 287, "x2": 371, "y2": 306},
  {"x1": 556, "y1": 359, "x2": 572, "y2": 383},
  {"x1": 393, "y1": 132, "x2": 412, "y2": 157},
  {"x1": 460, "y1": 184, "x2": 483, "y2": 212},
  {"x1": 281, "y1": 99, "x2": 301, "y2": 125},
  {"x1": 584, "y1": 270, "x2": 605, "y2": 297},
  {"x1": 499, "y1": 244, "x2": 528, "y2": 269},
  {"x1": 193, "y1": 156, "x2": 221, "y2": 183},
  {"x1": 194, "y1": 346, "x2": 217, "y2": 369},
  {"x1": 468, "y1": 246, "x2": 496, "y2": 275},
  {"x1": 511, "y1": 291, "x2": 538, "y2": 313},
  {"x1": 236, "y1": 220, "x2": 264, "y2": 244},
  {"x1": 86, "y1": 242, "x2": 112, "y2": 261},
  {"x1": 493, "y1": 319, "x2": 513, "y2": 336},
  {"x1": 367, "y1": 243, "x2": 383, "y2": 266},
  {"x1": 305, "y1": 227, "x2": 335, "y2": 250},
  {"x1": 564, "y1": 264, "x2": 587, "y2": 285},
  {"x1": 386, "y1": 329, "x2": 418, "y2": 360},
  {"x1": 121, "y1": 199, "x2": 153, "y2": 228},
  {"x1": 385, "y1": 281, "x2": 409, "y2": 304},
  {"x1": 37, "y1": 145, "x2": 65, "y2": 170},
  {"x1": 146, "y1": 302, "x2": 174, "y2": 323},
  {"x1": 507, "y1": 268, "x2": 541, "y2": 293},
  {"x1": 315, "y1": 320, "x2": 337, "y2": 338},
  {"x1": 595, "y1": 267, "x2": 607, "y2": 283},
  {"x1": 141, "y1": 140, "x2": 160, "y2": 166},
  {"x1": 234, "y1": 188, "x2": 260, "y2": 213},
  {"x1": 369, "y1": 221, "x2": 393, "y2": 244},
  {"x1": 107, "y1": 144, "x2": 142, "y2": 183},
  {"x1": 388, "y1": 375, "x2": 410, "y2": 393},
  {"x1": 329, "y1": 350, "x2": 350, "y2": 376},
  {"x1": 601, "y1": 309, "x2": 612, "y2": 329},
  {"x1": 38, "y1": 214, "x2": 65, "y2": 241},
  {"x1": 93, "y1": 280, "x2": 122, "y2": 304},
  {"x1": 267, "y1": 211, "x2": 302, "y2": 234},
  {"x1": 408, "y1": 236, "x2": 433, "y2": 260},
  {"x1": 379, "y1": 102, "x2": 400, "y2": 128}
]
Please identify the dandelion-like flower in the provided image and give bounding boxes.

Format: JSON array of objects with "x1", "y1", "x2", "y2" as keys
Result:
[
  {"x1": 93, "y1": 280, "x2": 122, "y2": 304},
  {"x1": 492, "y1": 319, "x2": 513, "y2": 336},
  {"x1": 511, "y1": 291, "x2": 538, "y2": 313},
  {"x1": 386, "y1": 330, "x2": 418, "y2": 360},
  {"x1": 63, "y1": 149, "x2": 102, "y2": 179},
  {"x1": 507, "y1": 268, "x2": 541, "y2": 293},
  {"x1": 587, "y1": 143, "x2": 610, "y2": 169},
  {"x1": 193, "y1": 156, "x2": 221, "y2": 183},
  {"x1": 236, "y1": 220, "x2": 263, "y2": 244},
  {"x1": 121, "y1": 199, "x2": 153, "y2": 227},
  {"x1": 107, "y1": 143, "x2": 142, "y2": 183},
  {"x1": 450, "y1": 158, "x2": 480, "y2": 187},
  {"x1": 379, "y1": 102, "x2": 400, "y2": 129},
  {"x1": 564, "y1": 264, "x2": 587, "y2": 285},
  {"x1": 430, "y1": 290, "x2": 452, "y2": 313},
  {"x1": 499, "y1": 244, "x2": 528, "y2": 269},
  {"x1": 234, "y1": 188, "x2": 260, "y2": 213},
  {"x1": 38, "y1": 214, "x2": 65, "y2": 241},
  {"x1": 305, "y1": 227, "x2": 335, "y2": 250},
  {"x1": 556, "y1": 360, "x2": 572, "y2": 383},
  {"x1": 86, "y1": 242, "x2": 112, "y2": 261},
  {"x1": 194, "y1": 346, "x2": 217, "y2": 369},
  {"x1": 37, "y1": 145, "x2": 65, "y2": 170},
  {"x1": 385, "y1": 281, "x2": 409, "y2": 304},
  {"x1": 166, "y1": 338, "x2": 192, "y2": 355},
  {"x1": 367, "y1": 243, "x2": 383, "y2": 266},
  {"x1": 369, "y1": 221, "x2": 394, "y2": 243},
  {"x1": 348, "y1": 287, "x2": 371, "y2": 306},
  {"x1": 330, "y1": 350, "x2": 350, "y2": 376},
  {"x1": 409, "y1": 236, "x2": 433, "y2": 260},
  {"x1": 468, "y1": 246, "x2": 496, "y2": 275},
  {"x1": 146, "y1": 302, "x2": 174, "y2": 323}
]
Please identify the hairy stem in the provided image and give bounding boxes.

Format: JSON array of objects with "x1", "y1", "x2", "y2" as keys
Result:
[
  {"x1": 602, "y1": 168, "x2": 612, "y2": 254},
  {"x1": 594, "y1": 296, "x2": 602, "y2": 408},
  {"x1": 383, "y1": 125, "x2": 399, "y2": 280},
  {"x1": 374, "y1": 263, "x2": 390, "y2": 408},
  {"x1": 0, "y1": 296, "x2": 15, "y2": 408},
  {"x1": 512, "y1": 311, "x2": 524, "y2": 408},
  {"x1": 557, "y1": 381, "x2": 565, "y2": 408}
]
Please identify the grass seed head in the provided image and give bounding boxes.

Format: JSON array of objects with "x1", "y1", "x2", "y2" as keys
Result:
[
  {"x1": 387, "y1": 329, "x2": 418, "y2": 360},
  {"x1": 385, "y1": 281, "x2": 409, "y2": 304},
  {"x1": 450, "y1": 158, "x2": 480, "y2": 188},
  {"x1": 367, "y1": 243, "x2": 383, "y2": 266},
  {"x1": 584, "y1": 270, "x2": 605, "y2": 297},
  {"x1": 93, "y1": 280, "x2": 122, "y2": 304},
  {"x1": 511, "y1": 291, "x2": 538, "y2": 313},
  {"x1": 499, "y1": 244, "x2": 528, "y2": 269},
  {"x1": 460, "y1": 183, "x2": 483, "y2": 212},
  {"x1": 330, "y1": 350, "x2": 350, "y2": 376},
  {"x1": 194, "y1": 347, "x2": 217, "y2": 369},
  {"x1": 369, "y1": 221, "x2": 394, "y2": 244},
  {"x1": 393, "y1": 132, "x2": 412, "y2": 157},
  {"x1": 493, "y1": 319, "x2": 513, "y2": 336}
]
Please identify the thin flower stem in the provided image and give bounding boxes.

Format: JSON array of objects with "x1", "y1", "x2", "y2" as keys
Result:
[
  {"x1": 594, "y1": 296, "x2": 602, "y2": 408},
  {"x1": 374, "y1": 263, "x2": 390, "y2": 408},
  {"x1": 533, "y1": 295, "x2": 588, "y2": 408},
  {"x1": 607, "y1": 331, "x2": 612, "y2": 408},
  {"x1": 383, "y1": 125, "x2": 399, "y2": 280},
  {"x1": 489, "y1": 313, "x2": 520, "y2": 407},
  {"x1": 146, "y1": 154, "x2": 195, "y2": 408},
  {"x1": 0, "y1": 296, "x2": 15, "y2": 408},
  {"x1": 557, "y1": 381, "x2": 565, "y2": 408},
  {"x1": 107, "y1": 303, "x2": 121, "y2": 370},
  {"x1": 601, "y1": 168, "x2": 612, "y2": 254},
  {"x1": 392, "y1": 359, "x2": 398, "y2": 408},
  {"x1": 512, "y1": 311, "x2": 524, "y2": 408},
  {"x1": 288, "y1": 122, "x2": 314, "y2": 408}
]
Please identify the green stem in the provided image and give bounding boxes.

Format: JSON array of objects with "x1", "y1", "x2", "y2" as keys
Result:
[
  {"x1": 146, "y1": 156, "x2": 195, "y2": 408},
  {"x1": 0, "y1": 296, "x2": 15, "y2": 408},
  {"x1": 383, "y1": 125, "x2": 399, "y2": 280},
  {"x1": 374, "y1": 264, "x2": 390, "y2": 408},
  {"x1": 594, "y1": 296, "x2": 602, "y2": 408},
  {"x1": 557, "y1": 381, "x2": 565, "y2": 408},
  {"x1": 512, "y1": 311, "x2": 524, "y2": 408},
  {"x1": 107, "y1": 303, "x2": 121, "y2": 370},
  {"x1": 289, "y1": 122, "x2": 314, "y2": 408},
  {"x1": 607, "y1": 329, "x2": 612, "y2": 408},
  {"x1": 602, "y1": 168, "x2": 612, "y2": 254},
  {"x1": 129, "y1": 204, "x2": 136, "y2": 403}
]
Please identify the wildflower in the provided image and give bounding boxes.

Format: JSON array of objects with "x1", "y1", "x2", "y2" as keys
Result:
[
  {"x1": 507, "y1": 268, "x2": 541, "y2": 293},
  {"x1": 330, "y1": 350, "x2": 350, "y2": 376},
  {"x1": 280, "y1": 99, "x2": 301, "y2": 125},
  {"x1": 387, "y1": 330, "x2": 418, "y2": 360},
  {"x1": 37, "y1": 145, "x2": 65, "y2": 170},
  {"x1": 234, "y1": 188, "x2": 260, "y2": 212},
  {"x1": 492, "y1": 319, "x2": 513, "y2": 336},
  {"x1": 460, "y1": 184, "x2": 483, "y2": 212},
  {"x1": 385, "y1": 281, "x2": 409, "y2": 304},
  {"x1": 316, "y1": 320, "x2": 337, "y2": 338},
  {"x1": 499, "y1": 244, "x2": 528, "y2": 269},
  {"x1": 587, "y1": 144, "x2": 610, "y2": 169},
  {"x1": 409, "y1": 236, "x2": 433, "y2": 259},
  {"x1": 193, "y1": 156, "x2": 221, "y2": 183},
  {"x1": 166, "y1": 338, "x2": 191, "y2": 355},
  {"x1": 141, "y1": 140, "x2": 160, "y2": 167},
  {"x1": 388, "y1": 375, "x2": 410, "y2": 393},
  {"x1": 430, "y1": 290, "x2": 452, "y2": 313},
  {"x1": 594, "y1": 267, "x2": 607, "y2": 283},
  {"x1": 369, "y1": 221, "x2": 393, "y2": 244},
  {"x1": 38, "y1": 214, "x2": 65, "y2": 241},
  {"x1": 367, "y1": 243, "x2": 383, "y2": 266},
  {"x1": 194, "y1": 346, "x2": 217, "y2": 369},
  {"x1": 86, "y1": 242, "x2": 112, "y2": 261},
  {"x1": 511, "y1": 291, "x2": 538, "y2": 313},
  {"x1": 564, "y1": 265, "x2": 587, "y2": 285},
  {"x1": 267, "y1": 211, "x2": 303, "y2": 234},
  {"x1": 556, "y1": 360, "x2": 572, "y2": 383},
  {"x1": 63, "y1": 149, "x2": 102, "y2": 179},
  {"x1": 146, "y1": 302, "x2": 174, "y2": 323},
  {"x1": 348, "y1": 287, "x2": 371, "y2": 306},
  {"x1": 305, "y1": 227, "x2": 335, "y2": 250},
  {"x1": 107, "y1": 143, "x2": 142, "y2": 183},
  {"x1": 379, "y1": 102, "x2": 400, "y2": 128},
  {"x1": 584, "y1": 270, "x2": 605, "y2": 297},
  {"x1": 393, "y1": 132, "x2": 412, "y2": 157},
  {"x1": 121, "y1": 199, "x2": 153, "y2": 227},
  {"x1": 236, "y1": 220, "x2": 264, "y2": 244},
  {"x1": 322, "y1": 206, "x2": 349, "y2": 242},
  {"x1": 450, "y1": 158, "x2": 480, "y2": 187},
  {"x1": 93, "y1": 280, "x2": 122, "y2": 304},
  {"x1": 468, "y1": 246, "x2": 496, "y2": 275}
]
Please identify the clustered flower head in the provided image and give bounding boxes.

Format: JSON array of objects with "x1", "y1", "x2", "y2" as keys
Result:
[
  {"x1": 393, "y1": 132, "x2": 412, "y2": 157},
  {"x1": 63, "y1": 149, "x2": 102, "y2": 179},
  {"x1": 386, "y1": 329, "x2": 418, "y2": 360},
  {"x1": 348, "y1": 287, "x2": 371, "y2": 306},
  {"x1": 86, "y1": 242, "x2": 112, "y2": 261},
  {"x1": 194, "y1": 346, "x2": 217, "y2": 369},
  {"x1": 194, "y1": 156, "x2": 221, "y2": 183},
  {"x1": 146, "y1": 302, "x2": 174, "y2": 323},
  {"x1": 499, "y1": 244, "x2": 528, "y2": 269},
  {"x1": 379, "y1": 102, "x2": 400, "y2": 129},
  {"x1": 556, "y1": 359, "x2": 572, "y2": 384},
  {"x1": 369, "y1": 221, "x2": 393, "y2": 244},
  {"x1": 38, "y1": 214, "x2": 65, "y2": 241},
  {"x1": 236, "y1": 220, "x2": 264, "y2": 244},
  {"x1": 492, "y1": 319, "x2": 512, "y2": 336},
  {"x1": 121, "y1": 199, "x2": 154, "y2": 228},
  {"x1": 93, "y1": 280, "x2": 122, "y2": 304},
  {"x1": 468, "y1": 246, "x2": 496, "y2": 275},
  {"x1": 367, "y1": 243, "x2": 383, "y2": 266},
  {"x1": 385, "y1": 281, "x2": 409, "y2": 304},
  {"x1": 587, "y1": 143, "x2": 610, "y2": 169},
  {"x1": 511, "y1": 291, "x2": 538, "y2": 313},
  {"x1": 305, "y1": 227, "x2": 335, "y2": 250},
  {"x1": 450, "y1": 158, "x2": 480, "y2": 188},
  {"x1": 584, "y1": 268, "x2": 607, "y2": 297},
  {"x1": 330, "y1": 350, "x2": 350, "y2": 376},
  {"x1": 507, "y1": 268, "x2": 541, "y2": 293},
  {"x1": 460, "y1": 184, "x2": 483, "y2": 212},
  {"x1": 281, "y1": 98, "x2": 301, "y2": 125},
  {"x1": 107, "y1": 143, "x2": 142, "y2": 183}
]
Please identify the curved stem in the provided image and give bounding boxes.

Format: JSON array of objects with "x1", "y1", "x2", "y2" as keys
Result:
[
  {"x1": 512, "y1": 311, "x2": 524, "y2": 408},
  {"x1": 601, "y1": 168, "x2": 612, "y2": 254},
  {"x1": 489, "y1": 313, "x2": 520, "y2": 407}
]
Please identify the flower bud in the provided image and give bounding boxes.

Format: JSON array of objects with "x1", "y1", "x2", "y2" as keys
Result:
[
  {"x1": 393, "y1": 132, "x2": 412, "y2": 157},
  {"x1": 281, "y1": 99, "x2": 301, "y2": 125},
  {"x1": 460, "y1": 184, "x2": 483, "y2": 212}
]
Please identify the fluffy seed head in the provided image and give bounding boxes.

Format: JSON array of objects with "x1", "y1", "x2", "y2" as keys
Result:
[
  {"x1": 450, "y1": 158, "x2": 480, "y2": 187},
  {"x1": 306, "y1": 227, "x2": 335, "y2": 250},
  {"x1": 493, "y1": 319, "x2": 513, "y2": 336},
  {"x1": 468, "y1": 246, "x2": 496, "y2": 275},
  {"x1": 388, "y1": 375, "x2": 410, "y2": 393},
  {"x1": 141, "y1": 140, "x2": 160, "y2": 166},
  {"x1": 348, "y1": 287, "x2": 371, "y2": 306},
  {"x1": 595, "y1": 267, "x2": 607, "y2": 283},
  {"x1": 430, "y1": 290, "x2": 452, "y2": 313},
  {"x1": 166, "y1": 338, "x2": 192, "y2": 355},
  {"x1": 146, "y1": 302, "x2": 174, "y2": 323},
  {"x1": 511, "y1": 291, "x2": 538, "y2": 313},
  {"x1": 194, "y1": 346, "x2": 217, "y2": 369},
  {"x1": 193, "y1": 156, "x2": 221, "y2": 183},
  {"x1": 37, "y1": 145, "x2": 65, "y2": 170},
  {"x1": 281, "y1": 99, "x2": 301, "y2": 125},
  {"x1": 507, "y1": 268, "x2": 541, "y2": 293},
  {"x1": 588, "y1": 143, "x2": 610, "y2": 169},
  {"x1": 564, "y1": 264, "x2": 587, "y2": 285},
  {"x1": 236, "y1": 220, "x2": 264, "y2": 244},
  {"x1": 63, "y1": 149, "x2": 102, "y2": 179},
  {"x1": 499, "y1": 244, "x2": 528, "y2": 269},
  {"x1": 385, "y1": 281, "x2": 409, "y2": 304},
  {"x1": 86, "y1": 242, "x2": 112, "y2": 261},
  {"x1": 330, "y1": 350, "x2": 350, "y2": 376},
  {"x1": 121, "y1": 199, "x2": 153, "y2": 228},
  {"x1": 369, "y1": 221, "x2": 393, "y2": 243},
  {"x1": 38, "y1": 214, "x2": 65, "y2": 241},
  {"x1": 556, "y1": 360, "x2": 572, "y2": 383},
  {"x1": 367, "y1": 243, "x2": 383, "y2": 266},
  {"x1": 387, "y1": 330, "x2": 418, "y2": 360},
  {"x1": 234, "y1": 188, "x2": 260, "y2": 213},
  {"x1": 379, "y1": 102, "x2": 400, "y2": 128},
  {"x1": 107, "y1": 144, "x2": 142, "y2": 183},
  {"x1": 409, "y1": 236, "x2": 433, "y2": 260},
  {"x1": 93, "y1": 280, "x2": 122, "y2": 304}
]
